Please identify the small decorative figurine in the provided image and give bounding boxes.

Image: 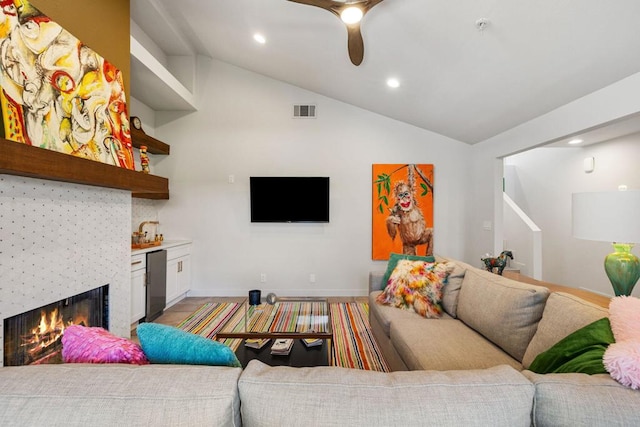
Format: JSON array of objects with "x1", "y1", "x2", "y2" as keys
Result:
[
  {"x1": 481, "y1": 250, "x2": 513, "y2": 275},
  {"x1": 140, "y1": 145, "x2": 150, "y2": 174}
]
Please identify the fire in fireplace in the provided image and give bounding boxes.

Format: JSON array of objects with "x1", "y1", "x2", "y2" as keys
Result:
[{"x1": 3, "y1": 285, "x2": 109, "y2": 366}]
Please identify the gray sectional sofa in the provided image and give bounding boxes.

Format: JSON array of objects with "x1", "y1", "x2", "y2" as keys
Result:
[
  {"x1": 368, "y1": 257, "x2": 640, "y2": 426},
  {"x1": 1, "y1": 257, "x2": 639, "y2": 426}
]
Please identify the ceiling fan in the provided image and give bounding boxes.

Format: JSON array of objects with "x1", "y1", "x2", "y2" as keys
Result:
[{"x1": 288, "y1": 0, "x2": 384, "y2": 66}]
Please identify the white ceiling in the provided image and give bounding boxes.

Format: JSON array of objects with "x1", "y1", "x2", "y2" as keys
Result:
[{"x1": 131, "y1": 0, "x2": 640, "y2": 145}]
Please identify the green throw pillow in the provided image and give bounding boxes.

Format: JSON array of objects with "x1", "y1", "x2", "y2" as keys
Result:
[
  {"x1": 137, "y1": 323, "x2": 241, "y2": 367},
  {"x1": 528, "y1": 317, "x2": 614, "y2": 374},
  {"x1": 380, "y1": 253, "x2": 436, "y2": 290}
]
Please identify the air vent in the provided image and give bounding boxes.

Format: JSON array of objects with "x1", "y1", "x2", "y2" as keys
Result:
[{"x1": 293, "y1": 104, "x2": 316, "y2": 118}]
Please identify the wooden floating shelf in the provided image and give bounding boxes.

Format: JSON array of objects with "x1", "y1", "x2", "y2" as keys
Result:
[
  {"x1": 0, "y1": 138, "x2": 169, "y2": 199},
  {"x1": 131, "y1": 128, "x2": 170, "y2": 155}
]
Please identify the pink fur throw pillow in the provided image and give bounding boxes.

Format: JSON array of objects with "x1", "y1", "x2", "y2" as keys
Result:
[
  {"x1": 62, "y1": 325, "x2": 148, "y2": 365},
  {"x1": 603, "y1": 341, "x2": 640, "y2": 389},
  {"x1": 608, "y1": 296, "x2": 640, "y2": 341},
  {"x1": 603, "y1": 296, "x2": 640, "y2": 389}
]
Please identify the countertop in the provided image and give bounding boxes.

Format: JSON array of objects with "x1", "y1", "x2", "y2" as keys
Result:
[{"x1": 131, "y1": 240, "x2": 192, "y2": 256}]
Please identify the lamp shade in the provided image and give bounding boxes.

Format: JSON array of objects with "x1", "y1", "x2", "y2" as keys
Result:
[{"x1": 572, "y1": 190, "x2": 640, "y2": 243}]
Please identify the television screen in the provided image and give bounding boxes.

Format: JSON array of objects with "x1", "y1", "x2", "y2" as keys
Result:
[{"x1": 250, "y1": 177, "x2": 330, "y2": 223}]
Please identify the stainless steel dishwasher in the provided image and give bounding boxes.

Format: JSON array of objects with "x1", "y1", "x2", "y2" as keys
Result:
[{"x1": 146, "y1": 249, "x2": 167, "y2": 322}]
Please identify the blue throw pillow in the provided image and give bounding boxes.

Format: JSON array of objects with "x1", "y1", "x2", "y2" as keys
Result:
[
  {"x1": 137, "y1": 323, "x2": 241, "y2": 367},
  {"x1": 380, "y1": 253, "x2": 436, "y2": 290}
]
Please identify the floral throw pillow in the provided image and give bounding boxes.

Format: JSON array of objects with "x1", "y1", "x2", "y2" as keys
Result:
[{"x1": 376, "y1": 259, "x2": 454, "y2": 318}]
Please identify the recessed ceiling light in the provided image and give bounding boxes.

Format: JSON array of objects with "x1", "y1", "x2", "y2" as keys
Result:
[
  {"x1": 253, "y1": 33, "x2": 266, "y2": 44},
  {"x1": 340, "y1": 6, "x2": 363, "y2": 24},
  {"x1": 386, "y1": 78, "x2": 400, "y2": 88},
  {"x1": 568, "y1": 139, "x2": 583, "y2": 145}
]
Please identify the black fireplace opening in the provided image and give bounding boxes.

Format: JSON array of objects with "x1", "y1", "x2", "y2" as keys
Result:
[{"x1": 3, "y1": 285, "x2": 109, "y2": 366}]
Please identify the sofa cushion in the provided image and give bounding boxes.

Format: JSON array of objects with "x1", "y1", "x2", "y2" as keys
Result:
[
  {"x1": 440, "y1": 260, "x2": 467, "y2": 318},
  {"x1": 369, "y1": 271, "x2": 385, "y2": 293},
  {"x1": 522, "y1": 292, "x2": 608, "y2": 368},
  {"x1": 0, "y1": 364, "x2": 242, "y2": 426},
  {"x1": 528, "y1": 317, "x2": 614, "y2": 374},
  {"x1": 434, "y1": 255, "x2": 470, "y2": 318},
  {"x1": 369, "y1": 290, "x2": 452, "y2": 339},
  {"x1": 239, "y1": 360, "x2": 534, "y2": 427},
  {"x1": 376, "y1": 260, "x2": 453, "y2": 318},
  {"x1": 523, "y1": 370, "x2": 640, "y2": 426},
  {"x1": 457, "y1": 267, "x2": 549, "y2": 362},
  {"x1": 390, "y1": 318, "x2": 522, "y2": 371}
]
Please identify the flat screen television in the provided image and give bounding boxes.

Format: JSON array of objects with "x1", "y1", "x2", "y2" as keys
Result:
[{"x1": 250, "y1": 177, "x2": 330, "y2": 223}]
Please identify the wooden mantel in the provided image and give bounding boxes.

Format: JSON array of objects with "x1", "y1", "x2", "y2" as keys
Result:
[{"x1": 0, "y1": 138, "x2": 169, "y2": 199}]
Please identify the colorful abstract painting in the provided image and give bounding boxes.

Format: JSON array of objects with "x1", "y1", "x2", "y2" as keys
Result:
[
  {"x1": 0, "y1": 0, "x2": 134, "y2": 169},
  {"x1": 372, "y1": 164, "x2": 434, "y2": 260}
]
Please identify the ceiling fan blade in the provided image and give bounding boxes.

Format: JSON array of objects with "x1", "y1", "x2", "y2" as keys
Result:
[
  {"x1": 288, "y1": 0, "x2": 385, "y2": 65},
  {"x1": 287, "y1": 0, "x2": 340, "y2": 17},
  {"x1": 361, "y1": 0, "x2": 384, "y2": 14},
  {"x1": 346, "y1": 23, "x2": 364, "y2": 66}
]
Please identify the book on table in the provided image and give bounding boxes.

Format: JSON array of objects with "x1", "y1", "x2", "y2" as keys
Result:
[
  {"x1": 301, "y1": 330, "x2": 323, "y2": 347},
  {"x1": 244, "y1": 338, "x2": 270, "y2": 349},
  {"x1": 270, "y1": 338, "x2": 294, "y2": 355}
]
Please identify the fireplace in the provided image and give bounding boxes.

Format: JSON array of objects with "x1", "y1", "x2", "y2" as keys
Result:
[{"x1": 3, "y1": 285, "x2": 109, "y2": 366}]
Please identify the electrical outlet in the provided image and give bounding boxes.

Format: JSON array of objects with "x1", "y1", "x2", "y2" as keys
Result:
[
  {"x1": 309, "y1": 273, "x2": 316, "y2": 283},
  {"x1": 260, "y1": 273, "x2": 267, "y2": 283}
]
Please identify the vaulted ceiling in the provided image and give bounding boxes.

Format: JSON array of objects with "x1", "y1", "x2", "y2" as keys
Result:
[{"x1": 132, "y1": 0, "x2": 640, "y2": 145}]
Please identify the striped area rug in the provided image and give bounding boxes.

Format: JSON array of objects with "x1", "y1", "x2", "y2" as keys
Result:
[
  {"x1": 177, "y1": 302, "x2": 242, "y2": 339},
  {"x1": 176, "y1": 301, "x2": 390, "y2": 372},
  {"x1": 331, "y1": 302, "x2": 389, "y2": 372}
]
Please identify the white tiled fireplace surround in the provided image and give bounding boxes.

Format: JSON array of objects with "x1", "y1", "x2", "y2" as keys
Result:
[{"x1": 0, "y1": 175, "x2": 132, "y2": 366}]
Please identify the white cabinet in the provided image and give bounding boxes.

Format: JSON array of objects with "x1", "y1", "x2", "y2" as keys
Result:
[
  {"x1": 165, "y1": 243, "x2": 192, "y2": 308},
  {"x1": 130, "y1": 254, "x2": 146, "y2": 324}
]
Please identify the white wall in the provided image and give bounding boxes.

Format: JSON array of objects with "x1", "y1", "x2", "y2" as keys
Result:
[
  {"x1": 503, "y1": 193, "x2": 541, "y2": 278},
  {"x1": 134, "y1": 64, "x2": 640, "y2": 298},
  {"x1": 466, "y1": 72, "x2": 640, "y2": 270},
  {"x1": 504, "y1": 137, "x2": 640, "y2": 296},
  {"x1": 150, "y1": 57, "x2": 471, "y2": 297}
]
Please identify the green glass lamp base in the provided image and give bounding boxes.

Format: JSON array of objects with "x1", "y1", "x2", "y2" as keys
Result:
[{"x1": 604, "y1": 243, "x2": 640, "y2": 296}]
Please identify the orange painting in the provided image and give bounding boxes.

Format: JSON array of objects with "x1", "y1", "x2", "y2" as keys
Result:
[{"x1": 372, "y1": 164, "x2": 434, "y2": 260}]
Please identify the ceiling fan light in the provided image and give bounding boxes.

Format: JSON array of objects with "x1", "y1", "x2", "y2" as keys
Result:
[{"x1": 340, "y1": 6, "x2": 363, "y2": 24}]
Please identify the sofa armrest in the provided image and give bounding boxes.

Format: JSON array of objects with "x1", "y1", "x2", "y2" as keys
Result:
[
  {"x1": 369, "y1": 271, "x2": 385, "y2": 293},
  {"x1": 522, "y1": 370, "x2": 640, "y2": 426}
]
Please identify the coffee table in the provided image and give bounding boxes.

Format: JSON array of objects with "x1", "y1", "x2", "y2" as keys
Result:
[{"x1": 216, "y1": 297, "x2": 332, "y2": 368}]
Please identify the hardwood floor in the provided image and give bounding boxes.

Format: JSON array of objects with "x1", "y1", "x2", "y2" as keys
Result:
[{"x1": 502, "y1": 272, "x2": 611, "y2": 308}]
